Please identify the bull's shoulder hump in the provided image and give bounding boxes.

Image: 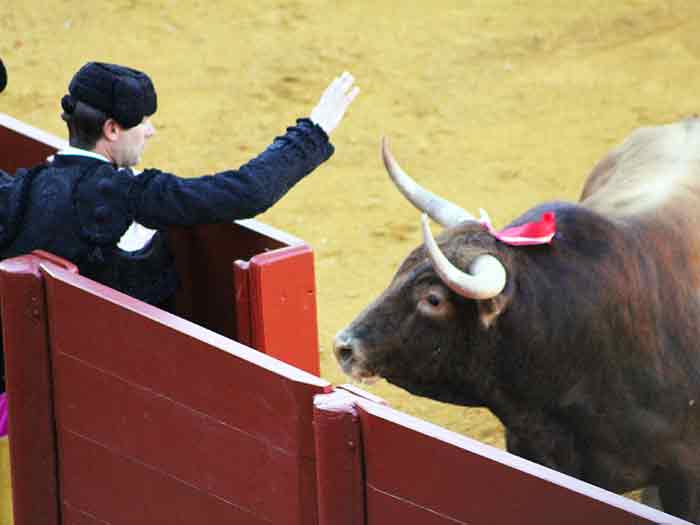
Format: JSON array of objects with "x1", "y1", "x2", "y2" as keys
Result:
[{"x1": 580, "y1": 117, "x2": 700, "y2": 219}]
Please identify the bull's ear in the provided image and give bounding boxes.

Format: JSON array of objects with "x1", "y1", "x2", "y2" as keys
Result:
[{"x1": 477, "y1": 286, "x2": 512, "y2": 329}]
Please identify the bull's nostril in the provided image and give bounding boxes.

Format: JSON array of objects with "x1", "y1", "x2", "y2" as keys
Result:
[{"x1": 337, "y1": 346, "x2": 354, "y2": 366}]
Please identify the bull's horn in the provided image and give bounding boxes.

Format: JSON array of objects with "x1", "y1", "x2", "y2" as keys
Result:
[
  {"x1": 421, "y1": 214, "x2": 506, "y2": 299},
  {"x1": 382, "y1": 137, "x2": 476, "y2": 228}
]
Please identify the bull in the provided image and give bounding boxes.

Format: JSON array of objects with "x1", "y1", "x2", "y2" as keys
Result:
[{"x1": 334, "y1": 119, "x2": 700, "y2": 522}]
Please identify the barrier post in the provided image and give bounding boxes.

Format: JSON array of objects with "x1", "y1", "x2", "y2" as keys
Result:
[
  {"x1": 313, "y1": 390, "x2": 366, "y2": 525},
  {"x1": 0, "y1": 252, "x2": 77, "y2": 525},
  {"x1": 247, "y1": 244, "x2": 319, "y2": 375}
]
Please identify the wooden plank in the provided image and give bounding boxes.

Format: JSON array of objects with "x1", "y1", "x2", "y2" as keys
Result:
[
  {"x1": 365, "y1": 488, "x2": 464, "y2": 525},
  {"x1": 0, "y1": 253, "x2": 77, "y2": 525},
  {"x1": 53, "y1": 351, "x2": 309, "y2": 521},
  {"x1": 60, "y1": 432, "x2": 267, "y2": 525},
  {"x1": 313, "y1": 391, "x2": 366, "y2": 525},
  {"x1": 40, "y1": 262, "x2": 330, "y2": 525},
  {"x1": 0, "y1": 112, "x2": 67, "y2": 173},
  {"x1": 356, "y1": 399, "x2": 689, "y2": 525},
  {"x1": 62, "y1": 503, "x2": 110, "y2": 525},
  {"x1": 42, "y1": 263, "x2": 327, "y2": 451},
  {"x1": 249, "y1": 245, "x2": 320, "y2": 376}
]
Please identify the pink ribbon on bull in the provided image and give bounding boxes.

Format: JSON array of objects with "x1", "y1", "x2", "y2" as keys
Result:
[
  {"x1": 479, "y1": 209, "x2": 556, "y2": 246},
  {"x1": 0, "y1": 393, "x2": 7, "y2": 437}
]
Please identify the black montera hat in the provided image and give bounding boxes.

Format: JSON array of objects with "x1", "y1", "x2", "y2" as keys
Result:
[
  {"x1": 0, "y1": 58, "x2": 6, "y2": 94},
  {"x1": 65, "y1": 62, "x2": 157, "y2": 128}
]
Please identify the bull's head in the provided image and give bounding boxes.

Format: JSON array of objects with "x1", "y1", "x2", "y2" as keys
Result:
[{"x1": 333, "y1": 139, "x2": 514, "y2": 404}]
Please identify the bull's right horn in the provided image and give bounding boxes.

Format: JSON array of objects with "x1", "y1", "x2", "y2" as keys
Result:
[
  {"x1": 382, "y1": 137, "x2": 476, "y2": 228},
  {"x1": 421, "y1": 214, "x2": 506, "y2": 300}
]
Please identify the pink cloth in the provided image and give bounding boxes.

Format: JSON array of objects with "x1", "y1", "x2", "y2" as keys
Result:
[
  {"x1": 480, "y1": 210, "x2": 556, "y2": 246},
  {"x1": 0, "y1": 393, "x2": 7, "y2": 437}
]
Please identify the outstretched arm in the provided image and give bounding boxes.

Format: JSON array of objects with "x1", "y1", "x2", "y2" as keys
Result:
[{"x1": 129, "y1": 72, "x2": 360, "y2": 228}]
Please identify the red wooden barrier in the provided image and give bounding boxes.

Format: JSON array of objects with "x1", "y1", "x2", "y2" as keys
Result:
[
  {"x1": 0, "y1": 112, "x2": 67, "y2": 173},
  {"x1": 1, "y1": 256, "x2": 331, "y2": 524},
  {"x1": 313, "y1": 389, "x2": 691, "y2": 525},
  {"x1": 2, "y1": 253, "x2": 691, "y2": 525}
]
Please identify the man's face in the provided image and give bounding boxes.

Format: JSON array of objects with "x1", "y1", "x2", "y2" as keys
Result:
[{"x1": 112, "y1": 118, "x2": 156, "y2": 168}]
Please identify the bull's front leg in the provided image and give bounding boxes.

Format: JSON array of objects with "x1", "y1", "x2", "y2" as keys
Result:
[
  {"x1": 657, "y1": 460, "x2": 700, "y2": 523},
  {"x1": 502, "y1": 416, "x2": 583, "y2": 477},
  {"x1": 640, "y1": 486, "x2": 662, "y2": 510}
]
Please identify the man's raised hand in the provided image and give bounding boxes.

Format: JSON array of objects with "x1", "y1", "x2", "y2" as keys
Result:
[{"x1": 310, "y1": 72, "x2": 359, "y2": 135}]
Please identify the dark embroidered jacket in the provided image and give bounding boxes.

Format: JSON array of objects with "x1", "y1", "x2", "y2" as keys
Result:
[{"x1": 0, "y1": 118, "x2": 334, "y2": 391}]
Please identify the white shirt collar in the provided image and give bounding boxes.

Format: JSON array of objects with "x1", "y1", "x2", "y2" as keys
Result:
[{"x1": 56, "y1": 146, "x2": 111, "y2": 164}]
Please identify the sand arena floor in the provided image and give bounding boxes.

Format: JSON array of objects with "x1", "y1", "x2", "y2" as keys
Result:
[{"x1": 2, "y1": 1, "x2": 700, "y2": 521}]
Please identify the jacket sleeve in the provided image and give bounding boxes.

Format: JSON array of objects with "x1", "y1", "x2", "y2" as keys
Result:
[
  {"x1": 0, "y1": 164, "x2": 46, "y2": 251},
  {"x1": 128, "y1": 118, "x2": 334, "y2": 229}
]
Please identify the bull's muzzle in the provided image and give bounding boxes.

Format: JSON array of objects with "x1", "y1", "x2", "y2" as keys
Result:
[
  {"x1": 333, "y1": 330, "x2": 377, "y2": 382},
  {"x1": 333, "y1": 331, "x2": 356, "y2": 371}
]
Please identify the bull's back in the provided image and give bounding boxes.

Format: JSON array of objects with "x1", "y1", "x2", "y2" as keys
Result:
[
  {"x1": 580, "y1": 117, "x2": 700, "y2": 222},
  {"x1": 579, "y1": 116, "x2": 700, "y2": 307}
]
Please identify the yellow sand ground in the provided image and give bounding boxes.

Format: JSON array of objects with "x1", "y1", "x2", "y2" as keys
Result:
[{"x1": 2, "y1": 0, "x2": 700, "y2": 520}]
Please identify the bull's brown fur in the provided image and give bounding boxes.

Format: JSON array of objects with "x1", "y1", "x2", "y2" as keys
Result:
[{"x1": 335, "y1": 118, "x2": 700, "y2": 522}]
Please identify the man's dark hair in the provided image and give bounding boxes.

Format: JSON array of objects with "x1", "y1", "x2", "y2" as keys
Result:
[{"x1": 61, "y1": 98, "x2": 108, "y2": 150}]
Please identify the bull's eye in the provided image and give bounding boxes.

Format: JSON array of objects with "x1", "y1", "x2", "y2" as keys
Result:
[
  {"x1": 427, "y1": 293, "x2": 441, "y2": 307},
  {"x1": 417, "y1": 286, "x2": 452, "y2": 319}
]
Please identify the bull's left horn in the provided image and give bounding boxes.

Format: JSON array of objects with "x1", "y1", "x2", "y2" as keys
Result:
[
  {"x1": 382, "y1": 137, "x2": 476, "y2": 228},
  {"x1": 421, "y1": 214, "x2": 506, "y2": 299}
]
